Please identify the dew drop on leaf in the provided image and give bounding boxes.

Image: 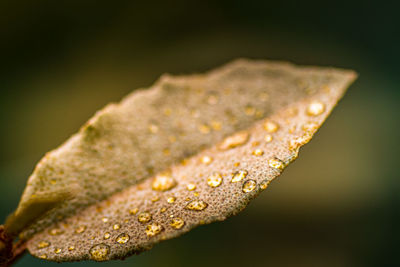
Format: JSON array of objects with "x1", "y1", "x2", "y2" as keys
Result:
[
  {"x1": 169, "y1": 218, "x2": 185, "y2": 230},
  {"x1": 167, "y1": 197, "x2": 176, "y2": 204},
  {"x1": 185, "y1": 200, "x2": 208, "y2": 211},
  {"x1": 263, "y1": 121, "x2": 279, "y2": 133},
  {"x1": 231, "y1": 170, "x2": 248, "y2": 183},
  {"x1": 89, "y1": 243, "x2": 110, "y2": 261},
  {"x1": 103, "y1": 232, "x2": 111, "y2": 239},
  {"x1": 218, "y1": 131, "x2": 249, "y2": 150},
  {"x1": 264, "y1": 134, "x2": 273, "y2": 143},
  {"x1": 75, "y1": 225, "x2": 86, "y2": 234},
  {"x1": 242, "y1": 180, "x2": 257, "y2": 193},
  {"x1": 259, "y1": 180, "x2": 270, "y2": 190},
  {"x1": 200, "y1": 156, "x2": 213, "y2": 165},
  {"x1": 306, "y1": 101, "x2": 325, "y2": 116},
  {"x1": 268, "y1": 158, "x2": 285, "y2": 170},
  {"x1": 129, "y1": 208, "x2": 138, "y2": 215},
  {"x1": 138, "y1": 212, "x2": 152, "y2": 223},
  {"x1": 116, "y1": 233, "x2": 130, "y2": 244},
  {"x1": 206, "y1": 172, "x2": 223, "y2": 187},
  {"x1": 252, "y1": 149, "x2": 264, "y2": 156},
  {"x1": 49, "y1": 228, "x2": 64, "y2": 236},
  {"x1": 145, "y1": 223, "x2": 163, "y2": 237},
  {"x1": 37, "y1": 241, "x2": 50, "y2": 249},
  {"x1": 186, "y1": 183, "x2": 196, "y2": 191},
  {"x1": 151, "y1": 173, "x2": 177, "y2": 191}
]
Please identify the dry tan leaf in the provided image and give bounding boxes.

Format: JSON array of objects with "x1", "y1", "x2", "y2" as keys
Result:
[{"x1": 6, "y1": 59, "x2": 356, "y2": 262}]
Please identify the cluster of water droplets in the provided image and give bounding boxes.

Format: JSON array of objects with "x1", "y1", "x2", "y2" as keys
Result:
[{"x1": 34, "y1": 91, "x2": 326, "y2": 261}]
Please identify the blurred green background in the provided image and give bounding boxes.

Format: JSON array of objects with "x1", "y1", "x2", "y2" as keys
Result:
[{"x1": 0, "y1": 0, "x2": 399, "y2": 266}]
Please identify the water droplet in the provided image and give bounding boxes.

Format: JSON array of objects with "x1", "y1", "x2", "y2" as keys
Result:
[
  {"x1": 148, "y1": 124, "x2": 159, "y2": 133},
  {"x1": 145, "y1": 223, "x2": 163, "y2": 237},
  {"x1": 167, "y1": 196, "x2": 176, "y2": 203},
  {"x1": 37, "y1": 241, "x2": 50, "y2": 249},
  {"x1": 242, "y1": 180, "x2": 257, "y2": 193},
  {"x1": 218, "y1": 131, "x2": 249, "y2": 150},
  {"x1": 289, "y1": 134, "x2": 312, "y2": 151},
  {"x1": 306, "y1": 101, "x2": 325, "y2": 116},
  {"x1": 260, "y1": 180, "x2": 270, "y2": 190},
  {"x1": 104, "y1": 232, "x2": 111, "y2": 239},
  {"x1": 49, "y1": 228, "x2": 64, "y2": 236},
  {"x1": 116, "y1": 233, "x2": 130, "y2": 244},
  {"x1": 160, "y1": 207, "x2": 167, "y2": 213},
  {"x1": 268, "y1": 158, "x2": 285, "y2": 170},
  {"x1": 39, "y1": 254, "x2": 47, "y2": 259},
  {"x1": 89, "y1": 244, "x2": 110, "y2": 261},
  {"x1": 113, "y1": 224, "x2": 121, "y2": 230},
  {"x1": 200, "y1": 155, "x2": 213, "y2": 165},
  {"x1": 264, "y1": 121, "x2": 279, "y2": 133},
  {"x1": 252, "y1": 149, "x2": 264, "y2": 156},
  {"x1": 186, "y1": 183, "x2": 196, "y2": 191},
  {"x1": 207, "y1": 172, "x2": 223, "y2": 187},
  {"x1": 231, "y1": 170, "x2": 248, "y2": 183},
  {"x1": 185, "y1": 200, "x2": 208, "y2": 211},
  {"x1": 75, "y1": 225, "x2": 86, "y2": 234},
  {"x1": 234, "y1": 162, "x2": 240, "y2": 167},
  {"x1": 138, "y1": 212, "x2": 152, "y2": 223},
  {"x1": 198, "y1": 124, "x2": 211, "y2": 134},
  {"x1": 54, "y1": 248, "x2": 62, "y2": 254},
  {"x1": 102, "y1": 217, "x2": 109, "y2": 223},
  {"x1": 152, "y1": 172, "x2": 177, "y2": 191},
  {"x1": 193, "y1": 192, "x2": 199, "y2": 197},
  {"x1": 170, "y1": 218, "x2": 185, "y2": 229},
  {"x1": 264, "y1": 134, "x2": 273, "y2": 143},
  {"x1": 129, "y1": 208, "x2": 139, "y2": 215},
  {"x1": 68, "y1": 246, "x2": 75, "y2": 251}
]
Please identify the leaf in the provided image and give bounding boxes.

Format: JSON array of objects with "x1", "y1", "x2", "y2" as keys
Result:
[{"x1": 6, "y1": 59, "x2": 356, "y2": 262}]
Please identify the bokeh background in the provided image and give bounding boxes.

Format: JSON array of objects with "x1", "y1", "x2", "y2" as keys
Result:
[{"x1": 0, "y1": 1, "x2": 399, "y2": 266}]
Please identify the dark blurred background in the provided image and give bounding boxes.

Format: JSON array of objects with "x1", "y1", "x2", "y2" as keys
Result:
[{"x1": 0, "y1": 0, "x2": 399, "y2": 266}]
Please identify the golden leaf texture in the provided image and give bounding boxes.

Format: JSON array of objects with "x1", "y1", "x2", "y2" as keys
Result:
[{"x1": 6, "y1": 59, "x2": 356, "y2": 262}]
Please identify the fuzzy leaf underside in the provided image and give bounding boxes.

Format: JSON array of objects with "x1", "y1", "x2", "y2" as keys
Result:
[{"x1": 9, "y1": 59, "x2": 356, "y2": 262}]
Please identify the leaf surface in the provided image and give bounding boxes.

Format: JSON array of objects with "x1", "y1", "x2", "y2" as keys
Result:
[{"x1": 7, "y1": 59, "x2": 356, "y2": 262}]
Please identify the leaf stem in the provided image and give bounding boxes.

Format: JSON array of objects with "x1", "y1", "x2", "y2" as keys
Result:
[{"x1": 0, "y1": 225, "x2": 27, "y2": 267}]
